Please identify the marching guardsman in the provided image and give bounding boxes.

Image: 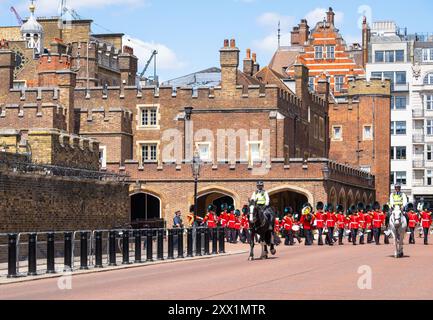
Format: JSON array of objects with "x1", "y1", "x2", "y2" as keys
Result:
[
  {"x1": 348, "y1": 206, "x2": 359, "y2": 245},
  {"x1": 357, "y1": 203, "x2": 366, "y2": 245},
  {"x1": 420, "y1": 204, "x2": 432, "y2": 245},
  {"x1": 227, "y1": 205, "x2": 236, "y2": 243},
  {"x1": 219, "y1": 203, "x2": 228, "y2": 228},
  {"x1": 407, "y1": 203, "x2": 419, "y2": 244},
  {"x1": 314, "y1": 202, "x2": 325, "y2": 246},
  {"x1": 335, "y1": 205, "x2": 346, "y2": 245},
  {"x1": 382, "y1": 204, "x2": 391, "y2": 245},
  {"x1": 233, "y1": 209, "x2": 241, "y2": 243},
  {"x1": 240, "y1": 205, "x2": 250, "y2": 243},
  {"x1": 364, "y1": 204, "x2": 373, "y2": 243},
  {"x1": 300, "y1": 203, "x2": 315, "y2": 246},
  {"x1": 282, "y1": 207, "x2": 294, "y2": 246},
  {"x1": 202, "y1": 204, "x2": 217, "y2": 228},
  {"x1": 372, "y1": 202, "x2": 384, "y2": 245},
  {"x1": 324, "y1": 203, "x2": 336, "y2": 246}
]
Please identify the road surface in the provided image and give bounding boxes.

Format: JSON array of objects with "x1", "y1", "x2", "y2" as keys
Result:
[{"x1": 1, "y1": 241, "x2": 432, "y2": 300}]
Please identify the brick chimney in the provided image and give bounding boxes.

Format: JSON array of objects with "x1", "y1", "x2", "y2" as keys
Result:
[
  {"x1": 362, "y1": 16, "x2": 370, "y2": 68},
  {"x1": 316, "y1": 74, "x2": 330, "y2": 101},
  {"x1": 294, "y1": 63, "x2": 309, "y2": 99},
  {"x1": 0, "y1": 49, "x2": 15, "y2": 96},
  {"x1": 291, "y1": 26, "x2": 300, "y2": 46},
  {"x1": 298, "y1": 19, "x2": 310, "y2": 45},
  {"x1": 220, "y1": 39, "x2": 240, "y2": 94},
  {"x1": 119, "y1": 50, "x2": 138, "y2": 87},
  {"x1": 327, "y1": 7, "x2": 335, "y2": 25},
  {"x1": 243, "y1": 49, "x2": 254, "y2": 76},
  {"x1": 56, "y1": 70, "x2": 77, "y2": 133},
  {"x1": 252, "y1": 52, "x2": 260, "y2": 74}
]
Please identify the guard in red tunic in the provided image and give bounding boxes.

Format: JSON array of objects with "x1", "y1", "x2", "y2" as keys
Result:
[
  {"x1": 233, "y1": 210, "x2": 241, "y2": 243},
  {"x1": 324, "y1": 203, "x2": 336, "y2": 246},
  {"x1": 348, "y1": 206, "x2": 359, "y2": 245},
  {"x1": 335, "y1": 205, "x2": 346, "y2": 245},
  {"x1": 314, "y1": 202, "x2": 326, "y2": 246},
  {"x1": 364, "y1": 206, "x2": 373, "y2": 243},
  {"x1": 420, "y1": 204, "x2": 432, "y2": 245},
  {"x1": 240, "y1": 205, "x2": 250, "y2": 243},
  {"x1": 219, "y1": 204, "x2": 228, "y2": 228},
  {"x1": 202, "y1": 205, "x2": 217, "y2": 228},
  {"x1": 357, "y1": 204, "x2": 366, "y2": 245},
  {"x1": 407, "y1": 203, "x2": 419, "y2": 244},
  {"x1": 300, "y1": 203, "x2": 315, "y2": 246},
  {"x1": 372, "y1": 202, "x2": 384, "y2": 245},
  {"x1": 282, "y1": 207, "x2": 294, "y2": 246},
  {"x1": 227, "y1": 206, "x2": 236, "y2": 243}
]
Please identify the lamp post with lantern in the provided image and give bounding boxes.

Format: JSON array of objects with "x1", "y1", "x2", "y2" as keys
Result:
[{"x1": 192, "y1": 151, "x2": 202, "y2": 225}]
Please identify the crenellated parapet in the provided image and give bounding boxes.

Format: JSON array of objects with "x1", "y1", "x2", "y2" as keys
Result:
[{"x1": 27, "y1": 128, "x2": 100, "y2": 170}]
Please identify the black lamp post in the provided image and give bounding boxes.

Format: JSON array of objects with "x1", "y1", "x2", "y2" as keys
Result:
[{"x1": 192, "y1": 151, "x2": 202, "y2": 225}]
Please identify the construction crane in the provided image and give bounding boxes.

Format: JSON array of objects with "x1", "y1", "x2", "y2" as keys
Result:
[
  {"x1": 139, "y1": 50, "x2": 158, "y2": 85},
  {"x1": 10, "y1": 7, "x2": 23, "y2": 26}
]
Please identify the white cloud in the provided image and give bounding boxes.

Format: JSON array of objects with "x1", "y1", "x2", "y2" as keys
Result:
[
  {"x1": 253, "y1": 12, "x2": 295, "y2": 53},
  {"x1": 124, "y1": 35, "x2": 186, "y2": 72},
  {"x1": 304, "y1": 7, "x2": 344, "y2": 27},
  {"x1": 17, "y1": 0, "x2": 148, "y2": 16}
]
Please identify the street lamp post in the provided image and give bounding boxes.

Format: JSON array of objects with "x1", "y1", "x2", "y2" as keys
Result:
[{"x1": 192, "y1": 151, "x2": 202, "y2": 225}]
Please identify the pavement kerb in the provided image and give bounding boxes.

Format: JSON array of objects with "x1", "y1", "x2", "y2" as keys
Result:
[{"x1": 0, "y1": 249, "x2": 249, "y2": 286}]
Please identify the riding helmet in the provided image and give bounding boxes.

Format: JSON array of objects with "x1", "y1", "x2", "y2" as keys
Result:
[{"x1": 257, "y1": 181, "x2": 264, "y2": 187}]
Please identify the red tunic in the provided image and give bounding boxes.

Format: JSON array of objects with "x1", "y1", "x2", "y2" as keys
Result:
[
  {"x1": 357, "y1": 213, "x2": 365, "y2": 229},
  {"x1": 203, "y1": 212, "x2": 217, "y2": 228},
  {"x1": 220, "y1": 212, "x2": 228, "y2": 227},
  {"x1": 241, "y1": 215, "x2": 249, "y2": 229},
  {"x1": 314, "y1": 211, "x2": 325, "y2": 228},
  {"x1": 335, "y1": 214, "x2": 346, "y2": 229},
  {"x1": 282, "y1": 216, "x2": 293, "y2": 231},
  {"x1": 372, "y1": 211, "x2": 383, "y2": 228},
  {"x1": 227, "y1": 213, "x2": 236, "y2": 229},
  {"x1": 421, "y1": 211, "x2": 432, "y2": 228},
  {"x1": 300, "y1": 215, "x2": 314, "y2": 230},
  {"x1": 364, "y1": 213, "x2": 373, "y2": 230},
  {"x1": 349, "y1": 215, "x2": 359, "y2": 229},
  {"x1": 234, "y1": 217, "x2": 241, "y2": 230},
  {"x1": 407, "y1": 212, "x2": 419, "y2": 228},
  {"x1": 325, "y1": 212, "x2": 337, "y2": 228}
]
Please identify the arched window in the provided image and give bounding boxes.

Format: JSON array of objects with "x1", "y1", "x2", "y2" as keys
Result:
[{"x1": 424, "y1": 73, "x2": 433, "y2": 85}]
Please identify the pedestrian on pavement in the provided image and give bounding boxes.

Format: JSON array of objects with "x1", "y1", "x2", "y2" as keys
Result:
[{"x1": 173, "y1": 210, "x2": 183, "y2": 228}]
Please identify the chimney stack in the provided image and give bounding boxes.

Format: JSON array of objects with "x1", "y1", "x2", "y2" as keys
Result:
[
  {"x1": 252, "y1": 53, "x2": 260, "y2": 74},
  {"x1": 294, "y1": 63, "x2": 309, "y2": 99},
  {"x1": 220, "y1": 39, "x2": 240, "y2": 94},
  {"x1": 327, "y1": 7, "x2": 335, "y2": 25},
  {"x1": 243, "y1": 48, "x2": 254, "y2": 76},
  {"x1": 0, "y1": 49, "x2": 15, "y2": 96},
  {"x1": 362, "y1": 16, "x2": 370, "y2": 68}
]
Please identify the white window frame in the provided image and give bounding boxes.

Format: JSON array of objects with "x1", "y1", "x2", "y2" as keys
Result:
[
  {"x1": 195, "y1": 142, "x2": 212, "y2": 162},
  {"x1": 137, "y1": 141, "x2": 159, "y2": 164},
  {"x1": 393, "y1": 95, "x2": 407, "y2": 110},
  {"x1": 427, "y1": 120, "x2": 433, "y2": 136},
  {"x1": 423, "y1": 48, "x2": 433, "y2": 62},
  {"x1": 332, "y1": 125, "x2": 343, "y2": 141},
  {"x1": 334, "y1": 75, "x2": 344, "y2": 92},
  {"x1": 137, "y1": 104, "x2": 160, "y2": 130},
  {"x1": 314, "y1": 46, "x2": 323, "y2": 59},
  {"x1": 426, "y1": 95, "x2": 433, "y2": 110},
  {"x1": 363, "y1": 125, "x2": 373, "y2": 141},
  {"x1": 395, "y1": 171, "x2": 407, "y2": 186},
  {"x1": 427, "y1": 170, "x2": 433, "y2": 186},
  {"x1": 99, "y1": 146, "x2": 107, "y2": 169},
  {"x1": 326, "y1": 46, "x2": 335, "y2": 59},
  {"x1": 248, "y1": 141, "x2": 263, "y2": 164}
]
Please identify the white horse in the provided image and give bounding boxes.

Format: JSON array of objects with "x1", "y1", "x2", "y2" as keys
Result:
[{"x1": 388, "y1": 206, "x2": 407, "y2": 258}]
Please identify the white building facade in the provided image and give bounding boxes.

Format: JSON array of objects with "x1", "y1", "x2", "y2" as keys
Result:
[{"x1": 366, "y1": 21, "x2": 433, "y2": 204}]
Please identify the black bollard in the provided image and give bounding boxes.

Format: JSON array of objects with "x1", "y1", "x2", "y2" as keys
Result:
[
  {"x1": 94, "y1": 231, "x2": 103, "y2": 268},
  {"x1": 80, "y1": 232, "x2": 89, "y2": 270},
  {"x1": 177, "y1": 229, "x2": 184, "y2": 259},
  {"x1": 187, "y1": 228, "x2": 193, "y2": 258},
  {"x1": 28, "y1": 233, "x2": 37, "y2": 276},
  {"x1": 218, "y1": 227, "x2": 226, "y2": 254},
  {"x1": 134, "y1": 230, "x2": 142, "y2": 263},
  {"x1": 46, "y1": 232, "x2": 56, "y2": 274},
  {"x1": 122, "y1": 230, "x2": 130, "y2": 265},
  {"x1": 204, "y1": 228, "x2": 210, "y2": 255},
  {"x1": 64, "y1": 232, "x2": 73, "y2": 272},
  {"x1": 157, "y1": 229, "x2": 164, "y2": 260},
  {"x1": 196, "y1": 227, "x2": 202, "y2": 256},
  {"x1": 108, "y1": 231, "x2": 117, "y2": 266},
  {"x1": 146, "y1": 230, "x2": 153, "y2": 262},
  {"x1": 167, "y1": 229, "x2": 174, "y2": 260},
  {"x1": 7, "y1": 234, "x2": 17, "y2": 278},
  {"x1": 212, "y1": 228, "x2": 218, "y2": 255}
]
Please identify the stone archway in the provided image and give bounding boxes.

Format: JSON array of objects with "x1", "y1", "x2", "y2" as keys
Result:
[
  {"x1": 194, "y1": 187, "x2": 240, "y2": 217},
  {"x1": 268, "y1": 185, "x2": 313, "y2": 216},
  {"x1": 130, "y1": 192, "x2": 161, "y2": 222}
]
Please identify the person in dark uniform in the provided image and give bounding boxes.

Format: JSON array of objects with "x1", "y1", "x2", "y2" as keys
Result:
[{"x1": 382, "y1": 204, "x2": 391, "y2": 245}]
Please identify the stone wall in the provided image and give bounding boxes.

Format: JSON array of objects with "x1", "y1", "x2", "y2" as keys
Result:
[{"x1": 0, "y1": 169, "x2": 130, "y2": 233}]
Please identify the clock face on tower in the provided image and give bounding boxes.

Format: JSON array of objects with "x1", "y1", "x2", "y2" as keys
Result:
[{"x1": 11, "y1": 49, "x2": 28, "y2": 77}]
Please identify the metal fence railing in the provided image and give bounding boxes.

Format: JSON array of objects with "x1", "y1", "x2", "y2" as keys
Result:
[{"x1": 0, "y1": 227, "x2": 226, "y2": 279}]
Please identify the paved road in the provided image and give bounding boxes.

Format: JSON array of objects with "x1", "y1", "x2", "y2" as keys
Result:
[{"x1": 1, "y1": 241, "x2": 432, "y2": 300}]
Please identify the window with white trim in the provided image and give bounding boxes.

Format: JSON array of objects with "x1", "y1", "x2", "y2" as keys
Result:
[
  {"x1": 427, "y1": 170, "x2": 433, "y2": 186},
  {"x1": 426, "y1": 95, "x2": 433, "y2": 110},
  {"x1": 138, "y1": 105, "x2": 159, "y2": 128},
  {"x1": 427, "y1": 145, "x2": 433, "y2": 161},
  {"x1": 423, "y1": 48, "x2": 433, "y2": 62},
  {"x1": 332, "y1": 126, "x2": 342, "y2": 141},
  {"x1": 391, "y1": 146, "x2": 406, "y2": 160},
  {"x1": 363, "y1": 125, "x2": 373, "y2": 140},
  {"x1": 391, "y1": 121, "x2": 406, "y2": 135},
  {"x1": 393, "y1": 95, "x2": 407, "y2": 110},
  {"x1": 424, "y1": 73, "x2": 433, "y2": 85},
  {"x1": 334, "y1": 75, "x2": 344, "y2": 92},
  {"x1": 196, "y1": 142, "x2": 211, "y2": 161},
  {"x1": 141, "y1": 143, "x2": 158, "y2": 162},
  {"x1": 395, "y1": 171, "x2": 407, "y2": 186},
  {"x1": 427, "y1": 120, "x2": 433, "y2": 136},
  {"x1": 326, "y1": 46, "x2": 335, "y2": 59},
  {"x1": 308, "y1": 77, "x2": 315, "y2": 91},
  {"x1": 314, "y1": 46, "x2": 323, "y2": 59}
]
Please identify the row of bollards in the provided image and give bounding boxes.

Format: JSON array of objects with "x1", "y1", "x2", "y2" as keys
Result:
[{"x1": 6, "y1": 227, "x2": 228, "y2": 278}]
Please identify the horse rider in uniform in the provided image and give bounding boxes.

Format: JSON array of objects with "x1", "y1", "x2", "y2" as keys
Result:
[
  {"x1": 251, "y1": 181, "x2": 274, "y2": 231},
  {"x1": 389, "y1": 184, "x2": 408, "y2": 210}
]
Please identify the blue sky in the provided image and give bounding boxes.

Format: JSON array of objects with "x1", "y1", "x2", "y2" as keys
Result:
[{"x1": 1, "y1": 0, "x2": 432, "y2": 81}]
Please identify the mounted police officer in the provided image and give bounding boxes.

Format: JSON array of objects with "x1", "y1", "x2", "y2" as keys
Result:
[
  {"x1": 251, "y1": 181, "x2": 274, "y2": 231},
  {"x1": 389, "y1": 184, "x2": 408, "y2": 210}
]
